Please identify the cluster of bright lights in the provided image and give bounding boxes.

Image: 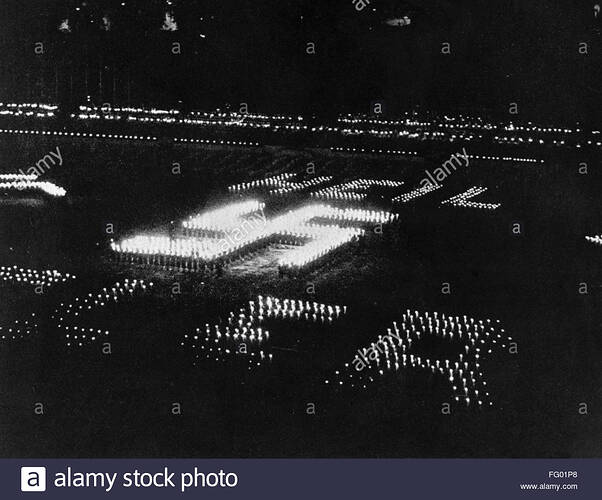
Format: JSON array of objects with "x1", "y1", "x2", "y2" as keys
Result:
[
  {"x1": 273, "y1": 204, "x2": 397, "y2": 269},
  {"x1": 315, "y1": 205, "x2": 398, "y2": 225},
  {"x1": 327, "y1": 309, "x2": 511, "y2": 407},
  {"x1": 112, "y1": 200, "x2": 270, "y2": 267},
  {"x1": 269, "y1": 175, "x2": 332, "y2": 196},
  {"x1": 51, "y1": 279, "x2": 153, "y2": 348},
  {"x1": 183, "y1": 200, "x2": 265, "y2": 232},
  {"x1": 181, "y1": 295, "x2": 346, "y2": 368},
  {"x1": 111, "y1": 235, "x2": 223, "y2": 260},
  {"x1": 310, "y1": 178, "x2": 404, "y2": 202},
  {"x1": 585, "y1": 235, "x2": 602, "y2": 246},
  {"x1": 0, "y1": 313, "x2": 37, "y2": 341},
  {"x1": 0, "y1": 266, "x2": 75, "y2": 287},
  {"x1": 228, "y1": 173, "x2": 295, "y2": 193},
  {"x1": 0, "y1": 174, "x2": 66, "y2": 197},
  {"x1": 392, "y1": 182, "x2": 442, "y2": 203},
  {"x1": 277, "y1": 225, "x2": 363, "y2": 269},
  {"x1": 441, "y1": 186, "x2": 501, "y2": 211},
  {"x1": 0, "y1": 101, "x2": 56, "y2": 118},
  {"x1": 112, "y1": 197, "x2": 398, "y2": 272}
]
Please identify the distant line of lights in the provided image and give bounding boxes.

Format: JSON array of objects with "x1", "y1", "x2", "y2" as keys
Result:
[
  {"x1": 468, "y1": 154, "x2": 543, "y2": 164},
  {"x1": 331, "y1": 146, "x2": 419, "y2": 156},
  {"x1": 310, "y1": 178, "x2": 405, "y2": 202},
  {"x1": 0, "y1": 128, "x2": 260, "y2": 147}
]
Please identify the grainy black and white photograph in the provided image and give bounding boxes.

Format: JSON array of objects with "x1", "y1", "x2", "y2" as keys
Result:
[{"x1": 0, "y1": 0, "x2": 601, "y2": 462}]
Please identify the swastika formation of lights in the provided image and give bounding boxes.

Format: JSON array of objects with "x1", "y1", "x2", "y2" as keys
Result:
[
  {"x1": 327, "y1": 309, "x2": 511, "y2": 407},
  {"x1": 0, "y1": 313, "x2": 38, "y2": 342},
  {"x1": 392, "y1": 182, "x2": 442, "y2": 203},
  {"x1": 111, "y1": 198, "x2": 399, "y2": 272},
  {"x1": 585, "y1": 234, "x2": 602, "y2": 246},
  {"x1": 51, "y1": 279, "x2": 153, "y2": 348},
  {"x1": 182, "y1": 295, "x2": 346, "y2": 368},
  {"x1": 0, "y1": 266, "x2": 75, "y2": 287},
  {"x1": 310, "y1": 178, "x2": 405, "y2": 202},
  {"x1": 441, "y1": 186, "x2": 501, "y2": 211},
  {"x1": 0, "y1": 174, "x2": 67, "y2": 197}
]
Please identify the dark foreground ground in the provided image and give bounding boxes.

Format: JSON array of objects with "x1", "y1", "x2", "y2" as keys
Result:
[{"x1": 0, "y1": 135, "x2": 601, "y2": 457}]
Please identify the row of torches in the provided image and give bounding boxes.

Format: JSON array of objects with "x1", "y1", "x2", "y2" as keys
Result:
[
  {"x1": 269, "y1": 175, "x2": 333, "y2": 196},
  {"x1": 331, "y1": 146, "x2": 543, "y2": 164},
  {"x1": 0, "y1": 101, "x2": 593, "y2": 154},
  {"x1": 310, "y1": 178, "x2": 405, "y2": 202},
  {"x1": 228, "y1": 172, "x2": 295, "y2": 193},
  {"x1": 393, "y1": 182, "x2": 441, "y2": 203}
]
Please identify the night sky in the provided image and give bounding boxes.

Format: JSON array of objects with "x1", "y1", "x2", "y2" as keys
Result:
[{"x1": 0, "y1": 1, "x2": 600, "y2": 123}]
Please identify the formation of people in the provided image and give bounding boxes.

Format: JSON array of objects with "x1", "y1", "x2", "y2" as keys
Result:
[
  {"x1": 327, "y1": 308, "x2": 512, "y2": 407},
  {"x1": 0, "y1": 265, "x2": 75, "y2": 287}
]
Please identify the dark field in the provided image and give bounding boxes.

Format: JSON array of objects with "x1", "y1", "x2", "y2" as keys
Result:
[{"x1": 0, "y1": 135, "x2": 600, "y2": 458}]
